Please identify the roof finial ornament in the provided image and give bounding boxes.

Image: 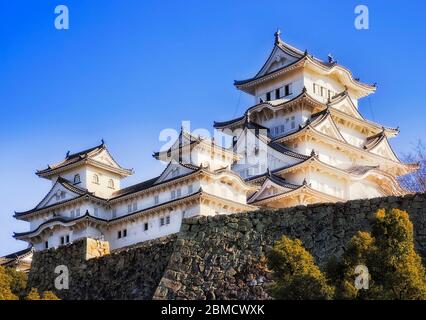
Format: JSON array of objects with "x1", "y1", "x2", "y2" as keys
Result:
[
  {"x1": 327, "y1": 53, "x2": 334, "y2": 63},
  {"x1": 101, "y1": 139, "x2": 105, "y2": 145},
  {"x1": 274, "y1": 29, "x2": 282, "y2": 44},
  {"x1": 310, "y1": 149, "x2": 316, "y2": 157},
  {"x1": 66, "y1": 151, "x2": 70, "y2": 158},
  {"x1": 303, "y1": 178, "x2": 307, "y2": 185}
]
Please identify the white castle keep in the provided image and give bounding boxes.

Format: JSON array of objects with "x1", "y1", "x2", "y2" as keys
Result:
[{"x1": 14, "y1": 31, "x2": 417, "y2": 251}]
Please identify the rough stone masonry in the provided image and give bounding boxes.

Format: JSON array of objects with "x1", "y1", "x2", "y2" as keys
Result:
[{"x1": 28, "y1": 193, "x2": 426, "y2": 300}]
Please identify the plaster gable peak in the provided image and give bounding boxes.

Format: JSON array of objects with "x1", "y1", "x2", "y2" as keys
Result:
[
  {"x1": 369, "y1": 138, "x2": 400, "y2": 162},
  {"x1": 330, "y1": 98, "x2": 363, "y2": 119},
  {"x1": 257, "y1": 46, "x2": 300, "y2": 78},
  {"x1": 252, "y1": 179, "x2": 292, "y2": 202},
  {"x1": 91, "y1": 149, "x2": 120, "y2": 168},
  {"x1": 155, "y1": 161, "x2": 196, "y2": 184},
  {"x1": 313, "y1": 115, "x2": 346, "y2": 142},
  {"x1": 36, "y1": 182, "x2": 81, "y2": 210}
]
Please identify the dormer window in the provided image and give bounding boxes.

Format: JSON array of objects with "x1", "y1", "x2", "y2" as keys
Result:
[
  {"x1": 73, "y1": 174, "x2": 81, "y2": 184},
  {"x1": 92, "y1": 174, "x2": 100, "y2": 184},
  {"x1": 108, "y1": 179, "x2": 114, "y2": 189}
]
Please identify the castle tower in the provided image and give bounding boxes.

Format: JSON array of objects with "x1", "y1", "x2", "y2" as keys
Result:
[{"x1": 214, "y1": 31, "x2": 418, "y2": 208}]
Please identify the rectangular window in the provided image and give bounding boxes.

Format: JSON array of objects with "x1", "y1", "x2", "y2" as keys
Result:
[
  {"x1": 132, "y1": 202, "x2": 137, "y2": 211},
  {"x1": 45, "y1": 241, "x2": 48, "y2": 249},
  {"x1": 284, "y1": 84, "x2": 291, "y2": 96},
  {"x1": 275, "y1": 88, "x2": 281, "y2": 99},
  {"x1": 70, "y1": 210, "x2": 75, "y2": 218},
  {"x1": 144, "y1": 223, "x2": 149, "y2": 231},
  {"x1": 280, "y1": 125, "x2": 285, "y2": 133},
  {"x1": 176, "y1": 188, "x2": 181, "y2": 197},
  {"x1": 188, "y1": 185, "x2": 193, "y2": 194},
  {"x1": 94, "y1": 207, "x2": 99, "y2": 217},
  {"x1": 118, "y1": 230, "x2": 122, "y2": 239},
  {"x1": 60, "y1": 236, "x2": 65, "y2": 245},
  {"x1": 76, "y1": 208, "x2": 80, "y2": 217},
  {"x1": 166, "y1": 216, "x2": 171, "y2": 225},
  {"x1": 171, "y1": 190, "x2": 176, "y2": 200},
  {"x1": 313, "y1": 83, "x2": 317, "y2": 94},
  {"x1": 160, "y1": 217, "x2": 165, "y2": 226},
  {"x1": 66, "y1": 235, "x2": 70, "y2": 243},
  {"x1": 123, "y1": 229, "x2": 127, "y2": 237},
  {"x1": 61, "y1": 192, "x2": 65, "y2": 200},
  {"x1": 274, "y1": 127, "x2": 279, "y2": 136},
  {"x1": 266, "y1": 92, "x2": 271, "y2": 101},
  {"x1": 154, "y1": 195, "x2": 159, "y2": 205},
  {"x1": 291, "y1": 116, "x2": 296, "y2": 129},
  {"x1": 112, "y1": 209, "x2": 117, "y2": 218},
  {"x1": 127, "y1": 204, "x2": 132, "y2": 213},
  {"x1": 321, "y1": 86, "x2": 325, "y2": 97}
]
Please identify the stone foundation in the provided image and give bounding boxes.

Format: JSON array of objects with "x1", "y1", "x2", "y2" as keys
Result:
[{"x1": 28, "y1": 193, "x2": 426, "y2": 300}]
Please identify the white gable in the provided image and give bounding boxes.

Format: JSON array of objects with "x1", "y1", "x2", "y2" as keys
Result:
[
  {"x1": 249, "y1": 178, "x2": 293, "y2": 202},
  {"x1": 313, "y1": 114, "x2": 346, "y2": 142},
  {"x1": 91, "y1": 149, "x2": 121, "y2": 168},
  {"x1": 368, "y1": 138, "x2": 400, "y2": 162},
  {"x1": 155, "y1": 162, "x2": 196, "y2": 184},
  {"x1": 36, "y1": 181, "x2": 82, "y2": 210},
  {"x1": 257, "y1": 46, "x2": 300, "y2": 78},
  {"x1": 330, "y1": 97, "x2": 363, "y2": 119}
]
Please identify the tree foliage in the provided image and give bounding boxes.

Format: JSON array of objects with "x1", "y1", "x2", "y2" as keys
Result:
[
  {"x1": 0, "y1": 266, "x2": 18, "y2": 300},
  {"x1": 0, "y1": 266, "x2": 60, "y2": 301},
  {"x1": 400, "y1": 140, "x2": 426, "y2": 192},
  {"x1": 267, "y1": 236, "x2": 334, "y2": 300},
  {"x1": 328, "y1": 208, "x2": 426, "y2": 300}
]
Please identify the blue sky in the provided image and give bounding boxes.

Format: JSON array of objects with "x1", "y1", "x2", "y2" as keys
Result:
[{"x1": 1, "y1": 0, "x2": 425, "y2": 256}]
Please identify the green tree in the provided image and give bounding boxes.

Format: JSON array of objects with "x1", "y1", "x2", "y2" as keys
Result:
[
  {"x1": 4, "y1": 267, "x2": 28, "y2": 299},
  {"x1": 267, "y1": 236, "x2": 334, "y2": 300},
  {"x1": 328, "y1": 208, "x2": 426, "y2": 300},
  {"x1": 41, "y1": 291, "x2": 60, "y2": 300},
  {"x1": 25, "y1": 288, "x2": 41, "y2": 300},
  {"x1": 0, "y1": 266, "x2": 18, "y2": 300}
]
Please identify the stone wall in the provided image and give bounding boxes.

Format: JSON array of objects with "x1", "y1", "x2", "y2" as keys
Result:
[
  {"x1": 154, "y1": 193, "x2": 426, "y2": 300},
  {"x1": 28, "y1": 193, "x2": 426, "y2": 300},
  {"x1": 28, "y1": 235, "x2": 176, "y2": 300}
]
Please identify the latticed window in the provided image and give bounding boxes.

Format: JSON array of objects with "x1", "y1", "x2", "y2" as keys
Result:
[{"x1": 74, "y1": 174, "x2": 81, "y2": 184}]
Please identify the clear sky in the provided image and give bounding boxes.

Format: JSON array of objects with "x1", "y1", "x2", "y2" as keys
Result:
[{"x1": 1, "y1": 0, "x2": 425, "y2": 256}]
